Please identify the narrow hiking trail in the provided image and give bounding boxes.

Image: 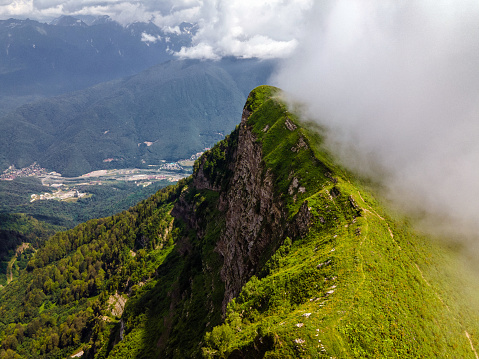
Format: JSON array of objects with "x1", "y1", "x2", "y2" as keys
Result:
[
  {"x1": 6, "y1": 243, "x2": 33, "y2": 285},
  {"x1": 356, "y1": 190, "x2": 401, "y2": 249},
  {"x1": 466, "y1": 331, "x2": 479, "y2": 359},
  {"x1": 328, "y1": 189, "x2": 369, "y2": 356}
]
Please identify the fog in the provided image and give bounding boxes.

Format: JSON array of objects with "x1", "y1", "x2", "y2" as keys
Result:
[{"x1": 273, "y1": 0, "x2": 479, "y2": 249}]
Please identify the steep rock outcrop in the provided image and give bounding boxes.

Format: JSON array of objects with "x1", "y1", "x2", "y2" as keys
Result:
[
  {"x1": 215, "y1": 105, "x2": 289, "y2": 311},
  {"x1": 173, "y1": 95, "x2": 312, "y2": 313}
]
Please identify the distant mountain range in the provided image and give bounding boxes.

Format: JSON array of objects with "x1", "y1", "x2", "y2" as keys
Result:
[
  {"x1": 0, "y1": 16, "x2": 195, "y2": 111},
  {"x1": 0, "y1": 16, "x2": 275, "y2": 177},
  {"x1": 0, "y1": 58, "x2": 275, "y2": 176}
]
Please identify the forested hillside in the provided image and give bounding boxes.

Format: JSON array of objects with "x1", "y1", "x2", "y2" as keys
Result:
[
  {"x1": 0, "y1": 178, "x2": 171, "y2": 287},
  {"x1": 0, "y1": 177, "x2": 170, "y2": 229},
  {"x1": 1, "y1": 86, "x2": 478, "y2": 358},
  {"x1": 0, "y1": 59, "x2": 273, "y2": 176}
]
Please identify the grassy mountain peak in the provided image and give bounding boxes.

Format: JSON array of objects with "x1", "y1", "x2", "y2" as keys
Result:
[{"x1": 1, "y1": 85, "x2": 479, "y2": 358}]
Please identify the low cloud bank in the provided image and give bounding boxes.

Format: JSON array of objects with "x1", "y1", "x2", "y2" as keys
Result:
[
  {"x1": 0, "y1": 0, "x2": 312, "y2": 59},
  {"x1": 0, "y1": 0, "x2": 201, "y2": 26},
  {"x1": 174, "y1": 0, "x2": 311, "y2": 59},
  {"x1": 273, "y1": 0, "x2": 479, "y2": 248}
]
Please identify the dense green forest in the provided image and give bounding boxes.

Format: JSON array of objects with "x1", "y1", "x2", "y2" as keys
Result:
[
  {"x1": 0, "y1": 176, "x2": 172, "y2": 287},
  {"x1": 0, "y1": 180, "x2": 185, "y2": 358},
  {"x1": 1, "y1": 86, "x2": 479, "y2": 358},
  {"x1": 0, "y1": 177, "x2": 170, "y2": 229}
]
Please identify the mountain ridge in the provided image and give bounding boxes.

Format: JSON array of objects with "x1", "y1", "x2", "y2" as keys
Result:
[
  {"x1": 0, "y1": 16, "x2": 194, "y2": 112},
  {"x1": 1, "y1": 86, "x2": 478, "y2": 358}
]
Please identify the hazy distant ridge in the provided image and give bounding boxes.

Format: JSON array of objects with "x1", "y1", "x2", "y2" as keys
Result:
[
  {"x1": 0, "y1": 16, "x2": 193, "y2": 101},
  {"x1": 0, "y1": 59, "x2": 274, "y2": 177}
]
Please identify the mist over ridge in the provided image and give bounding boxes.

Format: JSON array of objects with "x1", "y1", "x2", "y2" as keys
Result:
[{"x1": 273, "y1": 0, "x2": 479, "y2": 246}]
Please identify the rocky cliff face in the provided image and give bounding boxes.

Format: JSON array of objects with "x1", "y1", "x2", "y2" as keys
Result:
[
  {"x1": 215, "y1": 105, "x2": 289, "y2": 311},
  {"x1": 173, "y1": 94, "x2": 312, "y2": 313}
]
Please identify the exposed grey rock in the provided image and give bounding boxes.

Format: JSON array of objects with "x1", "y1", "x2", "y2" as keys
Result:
[
  {"x1": 172, "y1": 100, "x2": 313, "y2": 314},
  {"x1": 325, "y1": 172, "x2": 338, "y2": 184},
  {"x1": 330, "y1": 187, "x2": 341, "y2": 198},
  {"x1": 291, "y1": 136, "x2": 308, "y2": 152},
  {"x1": 285, "y1": 117, "x2": 297, "y2": 131}
]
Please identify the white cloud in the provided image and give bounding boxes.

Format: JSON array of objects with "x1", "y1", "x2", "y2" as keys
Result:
[
  {"x1": 0, "y1": 0, "x2": 201, "y2": 25},
  {"x1": 162, "y1": 25, "x2": 181, "y2": 34},
  {"x1": 140, "y1": 31, "x2": 161, "y2": 43},
  {"x1": 176, "y1": 41, "x2": 219, "y2": 60},
  {"x1": 273, "y1": 0, "x2": 479, "y2": 243},
  {"x1": 0, "y1": 0, "x2": 312, "y2": 59},
  {"x1": 176, "y1": 0, "x2": 312, "y2": 59},
  {"x1": 0, "y1": 1, "x2": 36, "y2": 18}
]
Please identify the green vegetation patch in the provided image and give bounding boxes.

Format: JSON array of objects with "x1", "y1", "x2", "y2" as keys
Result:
[
  {"x1": 246, "y1": 91, "x2": 335, "y2": 218},
  {"x1": 0, "y1": 182, "x2": 186, "y2": 358}
]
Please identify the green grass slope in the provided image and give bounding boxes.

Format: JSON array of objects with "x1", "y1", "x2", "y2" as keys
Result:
[
  {"x1": 200, "y1": 86, "x2": 479, "y2": 358},
  {"x1": 1, "y1": 86, "x2": 478, "y2": 359}
]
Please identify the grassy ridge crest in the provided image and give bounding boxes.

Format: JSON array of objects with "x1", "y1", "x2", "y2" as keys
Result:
[{"x1": 201, "y1": 85, "x2": 479, "y2": 358}]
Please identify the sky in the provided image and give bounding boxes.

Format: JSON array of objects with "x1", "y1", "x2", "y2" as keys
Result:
[{"x1": 2, "y1": 0, "x2": 479, "y2": 248}]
